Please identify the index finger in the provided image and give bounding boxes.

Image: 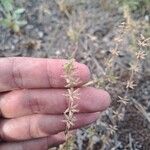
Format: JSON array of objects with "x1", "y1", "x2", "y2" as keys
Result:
[{"x1": 0, "y1": 57, "x2": 90, "y2": 92}]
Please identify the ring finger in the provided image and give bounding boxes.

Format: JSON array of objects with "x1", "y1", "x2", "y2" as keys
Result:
[
  {"x1": 0, "y1": 113, "x2": 99, "y2": 141},
  {"x1": 0, "y1": 132, "x2": 66, "y2": 150}
]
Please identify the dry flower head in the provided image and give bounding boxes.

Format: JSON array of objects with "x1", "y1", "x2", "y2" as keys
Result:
[
  {"x1": 110, "y1": 48, "x2": 120, "y2": 56},
  {"x1": 126, "y1": 80, "x2": 136, "y2": 89},
  {"x1": 138, "y1": 34, "x2": 150, "y2": 47},
  {"x1": 135, "y1": 51, "x2": 146, "y2": 60},
  {"x1": 118, "y1": 96, "x2": 129, "y2": 105}
]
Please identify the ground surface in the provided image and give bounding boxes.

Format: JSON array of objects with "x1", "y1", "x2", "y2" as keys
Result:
[{"x1": 0, "y1": 0, "x2": 150, "y2": 150}]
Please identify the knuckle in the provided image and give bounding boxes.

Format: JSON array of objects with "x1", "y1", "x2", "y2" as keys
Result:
[
  {"x1": 46, "y1": 59, "x2": 52, "y2": 88},
  {"x1": 27, "y1": 116, "x2": 36, "y2": 139},
  {"x1": 27, "y1": 115, "x2": 47, "y2": 139},
  {"x1": 0, "y1": 121, "x2": 8, "y2": 141}
]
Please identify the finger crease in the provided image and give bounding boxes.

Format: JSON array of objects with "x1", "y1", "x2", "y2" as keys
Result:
[
  {"x1": 32, "y1": 96, "x2": 41, "y2": 113},
  {"x1": 45, "y1": 136, "x2": 49, "y2": 149},
  {"x1": 46, "y1": 60, "x2": 52, "y2": 88},
  {"x1": 17, "y1": 66, "x2": 23, "y2": 88},
  {"x1": 27, "y1": 117, "x2": 34, "y2": 139},
  {"x1": 27, "y1": 91, "x2": 34, "y2": 114},
  {"x1": 11, "y1": 58, "x2": 22, "y2": 89}
]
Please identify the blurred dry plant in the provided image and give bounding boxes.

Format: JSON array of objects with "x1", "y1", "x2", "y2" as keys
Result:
[
  {"x1": 100, "y1": 0, "x2": 116, "y2": 11},
  {"x1": 67, "y1": 12, "x2": 86, "y2": 43},
  {"x1": 56, "y1": 0, "x2": 86, "y2": 43},
  {"x1": 56, "y1": 0, "x2": 73, "y2": 18},
  {"x1": 118, "y1": 0, "x2": 150, "y2": 13}
]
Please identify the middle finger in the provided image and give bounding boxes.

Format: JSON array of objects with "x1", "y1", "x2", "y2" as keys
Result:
[{"x1": 0, "y1": 87, "x2": 110, "y2": 118}]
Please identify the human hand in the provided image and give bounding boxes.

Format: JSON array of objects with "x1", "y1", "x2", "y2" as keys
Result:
[{"x1": 0, "y1": 57, "x2": 111, "y2": 150}]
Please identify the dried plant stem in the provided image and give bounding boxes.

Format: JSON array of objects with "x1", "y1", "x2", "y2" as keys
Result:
[
  {"x1": 63, "y1": 59, "x2": 80, "y2": 135},
  {"x1": 63, "y1": 88, "x2": 79, "y2": 136},
  {"x1": 132, "y1": 98, "x2": 150, "y2": 123},
  {"x1": 60, "y1": 59, "x2": 80, "y2": 150}
]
